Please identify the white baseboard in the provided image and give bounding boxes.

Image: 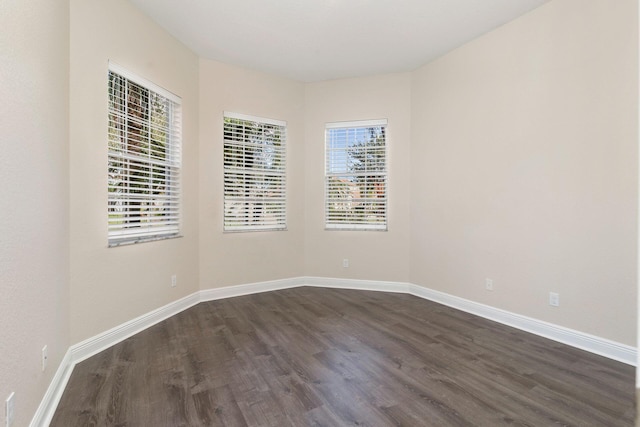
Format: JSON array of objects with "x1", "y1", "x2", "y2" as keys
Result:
[
  {"x1": 199, "y1": 277, "x2": 300, "y2": 302},
  {"x1": 301, "y1": 277, "x2": 636, "y2": 365},
  {"x1": 29, "y1": 350, "x2": 73, "y2": 427},
  {"x1": 406, "y1": 283, "x2": 637, "y2": 366},
  {"x1": 71, "y1": 292, "x2": 200, "y2": 364},
  {"x1": 302, "y1": 276, "x2": 410, "y2": 294},
  {"x1": 30, "y1": 292, "x2": 200, "y2": 427},
  {"x1": 32, "y1": 276, "x2": 637, "y2": 426}
]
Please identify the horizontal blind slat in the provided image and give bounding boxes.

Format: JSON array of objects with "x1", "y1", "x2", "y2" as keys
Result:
[
  {"x1": 108, "y1": 67, "x2": 182, "y2": 245},
  {"x1": 223, "y1": 113, "x2": 286, "y2": 232},
  {"x1": 324, "y1": 121, "x2": 387, "y2": 231}
]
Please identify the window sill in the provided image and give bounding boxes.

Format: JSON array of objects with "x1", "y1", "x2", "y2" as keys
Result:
[{"x1": 108, "y1": 234, "x2": 183, "y2": 248}]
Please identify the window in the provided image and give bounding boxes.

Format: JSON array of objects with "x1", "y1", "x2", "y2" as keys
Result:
[
  {"x1": 325, "y1": 119, "x2": 387, "y2": 230},
  {"x1": 107, "y1": 63, "x2": 182, "y2": 246},
  {"x1": 223, "y1": 112, "x2": 287, "y2": 231}
]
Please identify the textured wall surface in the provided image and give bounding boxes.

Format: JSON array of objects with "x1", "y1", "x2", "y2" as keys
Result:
[
  {"x1": 198, "y1": 60, "x2": 306, "y2": 289},
  {"x1": 410, "y1": 0, "x2": 638, "y2": 345},
  {"x1": 304, "y1": 73, "x2": 412, "y2": 282},
  {"x1": 69, "y1": 0, "x2": 200, "y2": 343},
  {"x1": 2, "y1": 1, "x2": 638, "y2": 423},
  {"x1": 0, "y1": 0, "x2": 70, "y2": 425}
]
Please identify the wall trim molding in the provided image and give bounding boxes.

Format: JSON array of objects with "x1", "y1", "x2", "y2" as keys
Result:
[
  {"x1": 30, "y1": 350, "x2": 73, "y2": 427},
  {"x1": 70, "y1": 292, "x2": 201, "y2": 365},
  {"x1": 302, "y1": 277, "x2": 636, "y2": 366},
  {"x1": 199, "y1": 277, "x2": 300, "y2": 302},
  {"x1": 405, "y1": 283, "x2": 637, "y2": 366},
  {"x1": 32, "y1": 276, "x2": 636, "y2": 426},
  {"x1": 302, "y1": 276, "x2": 410, "y2": 294},
  {"x1": 30, "y1": 292, "x2": 200, "y2": 427}
]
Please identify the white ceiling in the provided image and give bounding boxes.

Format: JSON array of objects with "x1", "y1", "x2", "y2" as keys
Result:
[{"x1": 129, "y1": 0, "x2": 550, "y2": 82}]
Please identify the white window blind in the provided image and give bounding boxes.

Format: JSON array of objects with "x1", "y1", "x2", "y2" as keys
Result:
[
  {"x1": 325, "y1": 119, "x2": 387, "y2": 230},
  {"x1": 223, "y1": 112, "x2": 287, "y2": 231},
  {"x1": 107, "y1": 63, "x2": 182, "y2": 246}
]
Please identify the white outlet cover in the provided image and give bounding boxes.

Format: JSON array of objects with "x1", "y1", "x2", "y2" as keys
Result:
[
  {"x1": 42, "y1": 345, "x2": 48, "y2": 371},
  {"x1": 485, "y1": 278, "x2": 493, "y2": 291}
]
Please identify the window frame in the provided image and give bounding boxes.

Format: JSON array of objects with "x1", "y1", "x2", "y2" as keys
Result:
[
  {"x1": 324, "y1": 119, "x2": 388, "y2": 231},
  {"x1": 107, "y1": 62, "x2": 182, "y2": 247},
  {"x1": 223, "y1": 111, "x2": 287, "y2": 232}
]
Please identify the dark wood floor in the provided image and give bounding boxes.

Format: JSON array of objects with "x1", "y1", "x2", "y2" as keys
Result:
[{"x1": 51, "y1": 287, "x2": 635, "y2": 426}]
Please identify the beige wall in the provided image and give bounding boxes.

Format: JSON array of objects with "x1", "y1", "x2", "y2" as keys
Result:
[
  {"x1": 304, "y1": 74, "x2": 412, "y2": 282},
  {"x1": 4, "y1": 0, "x2": 638, "y2": 422},
  {"x1": 199, "y1": 60, "x2": 306, "y2": 288},
  {"x1": 410, "y1": 0, "x2": 638, "y2": 345},
  {"x1": 69, "y1": 0, "x2": 200, "y2": 342},
  {"x1": 0, "y1": 0, "x2": 70, "y2": 425}
]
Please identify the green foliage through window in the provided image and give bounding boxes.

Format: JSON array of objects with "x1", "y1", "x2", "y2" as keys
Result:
[
  {"x1": 223, "y1": 113, "x2": 286, "y2": 231},
  {"x1": 107, "y1": 66, "x2": 181, "y2": 245},
  {"x1": 325, "y1": 121, "x2": 387, "y2": 230}
]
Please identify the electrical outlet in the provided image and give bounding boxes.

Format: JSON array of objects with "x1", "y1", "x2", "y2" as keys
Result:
[
  {"x1": 342, "y1": 259, "x2": 349, "y2": 268},
  {"x1": 42, "y1": 345, "x2": 48, "y2": 372},
  {"x1": 485, "y1": 278, "x2": 494, "y2": 291},
  {"x1": 171, "y1": 275, "x2": 177, "y2": 287},
  {"x1": 5, "y1": 392, "x2": 15, "y2": 427},
  {"x1": 549, "y1": 292, "x2": 560, "y2": 307}
]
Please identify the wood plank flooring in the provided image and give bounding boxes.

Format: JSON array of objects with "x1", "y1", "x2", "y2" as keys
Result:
[{"x1": 51, "y1": 287, "x2": 635, "y2": 426}]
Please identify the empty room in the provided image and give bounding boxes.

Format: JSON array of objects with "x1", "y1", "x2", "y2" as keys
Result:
[{"x1": 1, "y1": 0, "x2": 638, "y2": 425}]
